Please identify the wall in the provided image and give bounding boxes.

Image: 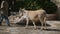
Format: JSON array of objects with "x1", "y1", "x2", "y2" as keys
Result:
[{"x1": 51, "y1": 0, "x2": 60, "y2": 20}]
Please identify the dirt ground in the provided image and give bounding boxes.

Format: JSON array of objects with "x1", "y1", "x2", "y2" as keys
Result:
[{"x1": 0, "y1": 21, "x2": 60, "y2": 34}]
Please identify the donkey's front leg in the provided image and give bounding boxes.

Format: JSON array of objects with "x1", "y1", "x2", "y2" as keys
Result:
[
  {"x1": 44, "y1": 17, "x2": 47, "y2": 29},
  {"x1": 25, "y1": 18, "x2": 29, "y2": 28}
]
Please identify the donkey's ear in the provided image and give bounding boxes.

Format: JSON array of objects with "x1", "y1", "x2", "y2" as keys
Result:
[
  {"x1": 22, "y1": 8, "x2": 25, "y2": 10},
  {"x1": 19, "y1": 8, "x2": 22, "y2": 10}
]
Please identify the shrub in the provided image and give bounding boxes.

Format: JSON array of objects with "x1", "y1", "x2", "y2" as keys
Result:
[
  {"x1": 23, "y1": 0, "x2": 57, "y2": 13},
  {"x1": 42, "y1": 1, "x2": 57, "y2": 14},
  {"x1": 12, "y1": 0, "x2": 57, "y2": 13},
  {"x1": 24, "y1": 0, "x2": 42, "y2": 10}
]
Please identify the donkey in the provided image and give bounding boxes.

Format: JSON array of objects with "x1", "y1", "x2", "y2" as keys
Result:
[{"x1": 17, "y1": 8, "x2": 47, "y2": 29}]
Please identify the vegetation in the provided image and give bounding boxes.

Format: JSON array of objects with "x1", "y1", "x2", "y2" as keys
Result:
[
  {"x1": 24, "y1": 0, "x2": 41, "y2": 10},
  {"x1": 42, "y1": 0, "x2": 57, "y2": 14},
  {"x1": 11, "y1": 0, "x2": 57, "y2": 14},
  {"x1": 12, "y1": 1, "x2": 25, "y2": 11}
]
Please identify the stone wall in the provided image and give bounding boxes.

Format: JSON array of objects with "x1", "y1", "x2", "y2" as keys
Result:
[{"x1": 51, "y1": 0, "x2": 60, "y2": 20}]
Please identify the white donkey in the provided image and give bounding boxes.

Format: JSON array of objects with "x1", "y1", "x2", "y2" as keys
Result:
[{"x1": 15, "y1": 8, "x2": 47, "y2": 29}]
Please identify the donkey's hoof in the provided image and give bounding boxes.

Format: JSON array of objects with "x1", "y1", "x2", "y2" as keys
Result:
[
  {"x1": 40, "y1": 27, "x2": 44, "y2": 30},
  {"x1": 33, "y1": 27, "x2": 37, "y2": 30},
  {"x1": 25, "y1": 26, "x2": 28, "y2": 29},
  {"x1": 25, "y1": 27, "x2": 28, "y2": 29},
  {"x1": 44, "y1": 27, "x2": 47, "y2": 29}
]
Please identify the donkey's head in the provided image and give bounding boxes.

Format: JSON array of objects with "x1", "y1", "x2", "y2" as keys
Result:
[{"x1": 18, "y1": 8, "x2": 26, "y2": 17}]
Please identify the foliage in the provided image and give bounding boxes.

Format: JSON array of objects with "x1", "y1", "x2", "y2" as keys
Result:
[
  {"x1": 23, "y1": 0, "x2": 57, "y2": 13},
  {"x1": 42, "y1": 0, "x2": 57, "y2": 14},
  {"x1": 24, "y1": 0, "x2": 42, "y2": 10},
  {"x1": 13, "y1": 1, "x2": 25, "y2": 11},
  {"x1": 11, "y1": 0, "x2": 57, "y2": 13}
]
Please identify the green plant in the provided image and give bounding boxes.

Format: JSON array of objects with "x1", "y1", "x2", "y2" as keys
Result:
[
  {"x1": 11, "y1": 0, "x2": 57, "y2": 14},
  {"x1": 14, "y1": 1, "x2": 25, "y2": 11},
  {"x1": 42, "y1": 1, "x2": 57, "y2": 14},
  {"x1": 23, "y1": 0, "x2": 57, "y2": 13},
  {"x1": 24, "y1": 0, "x2": 42, "y2": 10}
]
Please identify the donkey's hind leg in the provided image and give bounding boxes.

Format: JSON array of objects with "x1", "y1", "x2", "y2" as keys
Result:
[
  {"x1": 32, "y1": 21, "x2": 37, "y2": 29},
  {"x1": 38, "y1": 15, "x2": 44, "y2": 30}
]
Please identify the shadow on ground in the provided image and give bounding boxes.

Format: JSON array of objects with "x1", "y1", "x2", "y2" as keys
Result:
[
  {"x1": 43, "y1": 29, "x2": 60, "y2": 31},
  {"x1": 16, "y1": 20, "x2": 50, "y2": 27},
  {"x1": 15, "y1": 20, "x2": 60, "y2": 32}
]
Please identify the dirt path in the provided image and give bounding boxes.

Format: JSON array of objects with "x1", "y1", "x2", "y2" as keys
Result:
[{"x1": 0, "y1": 21, "x2": 60, "y2": 34}]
